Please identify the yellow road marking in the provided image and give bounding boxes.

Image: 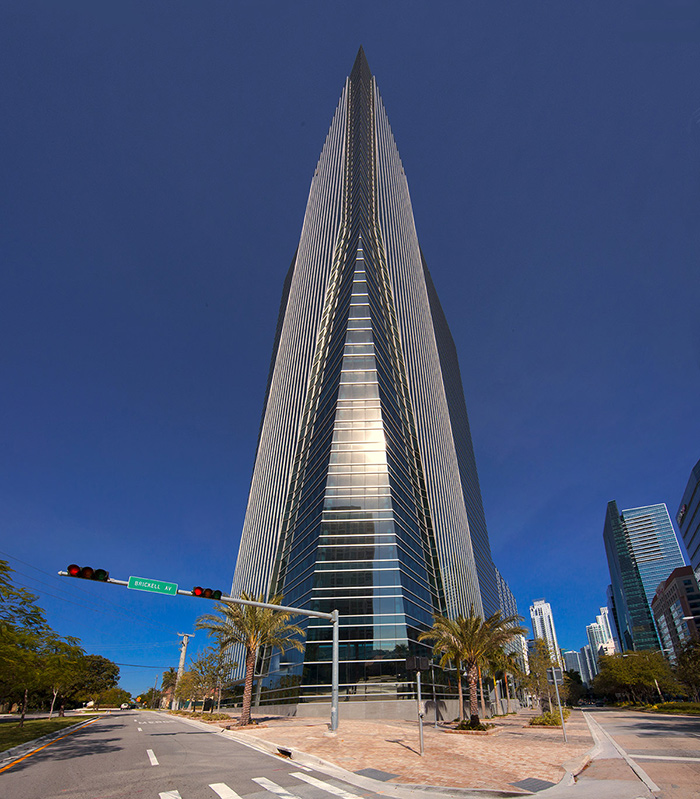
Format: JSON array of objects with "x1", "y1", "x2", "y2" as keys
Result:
[{"x1": 0, "y1": 717, "x2": 100, "y2": 773}]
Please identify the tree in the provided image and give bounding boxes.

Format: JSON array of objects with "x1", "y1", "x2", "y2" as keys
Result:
[
  {"x1": 161, "y1": 667, "x2": 178, "y2": 709},
  {"x1": 593, "y1": 651, "x2": 679, "y2": 704},
  {"x1": 676, "y1": 638, "x2": 700, "y2": 702},
  {"x1": 75, "y1": 655, "x2": 120, "y2": 708},
  {"x1": 140, "y1": 687, "x2": 162, "y2": 708},
  {"x1": 562, "y1": 669, "x2": 586, "y2": 707},
  {"x1": 42, "y1": 636, "x2": 85, "y2": 718},
  {"x1": 98, "y1": 687, "x2": 132, "y2": 708},
  {"x1": 523, "y1": 638, "x2": 554, "y2": 712},
  {"x1": 0, "y1": 561, "x2": 51, "y2": 724},
  {"x1": 0, "y1": 560, "x2": 47, "y2": 633},
  {"x1": 195, "y1": 594, "x2": 304, "y2": 726},
  {"x1": 190, "y1": 648, "x2": 237, "y2": 713},
  {"x1": 419, "y1": 609, "x2": 525, "y2": 725},
  {"x1": 488, "y1": 648, "x2": 524, "y2": 710}
]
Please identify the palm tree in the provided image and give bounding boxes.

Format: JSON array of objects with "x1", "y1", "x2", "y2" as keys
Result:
[
  {"x1": 195, "y1": 593, "x2": 305, "y2": 726},
  {"x1": 419, "y1": 609, "x2": 524, "y2": 725},
  {"x1": 161, "y1": 667, "x2": 178, "y2": 709},
  {"x1": 487, "y1": 648, "x2": 523, "y2": 712}
]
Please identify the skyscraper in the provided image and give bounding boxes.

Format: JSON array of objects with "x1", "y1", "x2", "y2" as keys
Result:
[
  {"x1": 603, "y1": 500, "x2": 685, "y2": 651},
  {"x1": 596, "y1": 606, "x2": 615, "y2": 648},
  {"x1": 677, "y1": 458, "x2": 700, "y2": 581},
  {"x1": 231, "y1": 50, "x2": 499, "y2": 706},
  {"x1": 621, "y1": 504, "x2": 686, "y2": 604},
  {"x1": 562, "y1": 650, "x2": 583, "y2": 676},
  {"x1": 579, "y1": 644, "x2": 596, "y2": 682},
  {"x1": 529, "y1": 599, "x2": 562, "y2": 667},
  {"x1": 651, "y1": 566, "x2": 700, "y2": 663},
  {"x1": 586, "y1": 622, "x2": 606, "y2": 664},
  {"x1": 495, "y1": 568, "x2": 528, "y2": 672}
]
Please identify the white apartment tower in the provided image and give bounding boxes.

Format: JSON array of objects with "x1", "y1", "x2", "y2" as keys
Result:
[{"x1": 529, "y1": 598, "x2": 562, "y2": 667}]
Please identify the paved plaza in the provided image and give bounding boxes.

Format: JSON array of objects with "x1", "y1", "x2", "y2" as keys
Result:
[{"x1": 221, "y1": 708, "x2": 592, "y2": 793}]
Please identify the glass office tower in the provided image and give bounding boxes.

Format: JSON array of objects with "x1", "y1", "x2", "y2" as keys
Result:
[
  {"x1": 602, "y1": 500, "x2": 687, "y2": 651},
  {"x1": 231, "y1": 49, "x2": 498, "y2": 704},
  {"x1": 621, "y1": 504, "x2": 686, "y2": 605},
  {"x1": 677, "y1": 458, "x2": 700, "y2": 580}
]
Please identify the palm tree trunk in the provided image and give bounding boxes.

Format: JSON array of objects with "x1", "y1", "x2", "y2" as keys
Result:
[
  {"x1": 468, "y1": 663, "x2": 479, "y2": 724},
  {"x1": 504, "y1": 672, "x2": 511, "y2": 711},
  {"x1": 239, "y1": 647, "x2": 256, "y2": 726},
  {"x1": 478, "y1": 664, "x2": 487, "y2": 719},
  {"x1": 457, "y1": 661, "x2": 464, "y2": 721}
]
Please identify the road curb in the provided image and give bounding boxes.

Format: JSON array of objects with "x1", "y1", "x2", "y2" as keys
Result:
[
  {"x1": 0, "y1": 718, "x2": 95, "y2": 770},
  {"x1": 579, "y1": 713, "x2": 660, "y2": 794}
]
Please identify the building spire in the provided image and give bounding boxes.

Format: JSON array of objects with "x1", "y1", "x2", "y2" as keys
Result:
[{"x1": 350, "y1": 46, "x2": 372, "y2": 83}]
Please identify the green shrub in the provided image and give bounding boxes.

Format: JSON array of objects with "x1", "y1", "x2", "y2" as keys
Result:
[
  {"x1": 529, "y1": 708, "x2": 570, "y2": 726},
  {"x1": 169, "y1": 710, "x2": 232, "y2": 721},
  {"x1": 650, "y1": 702, "x2": 700, "y2": 715},
  {"x1": 455, "y1": 718, "x2": 493, "y2": 731}
]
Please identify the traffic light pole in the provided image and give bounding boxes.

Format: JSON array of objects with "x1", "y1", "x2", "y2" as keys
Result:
[{"x1": 58, "y1": 571, "x2": 341, "y2": 731}]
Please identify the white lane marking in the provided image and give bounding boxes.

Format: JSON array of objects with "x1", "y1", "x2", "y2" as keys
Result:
[
  {"x1": 252, "y1": 777, "x2": 302, "y2": 799},
  {"x1": 631, "y1": 753, "x2": 700, "y2": 762},
  {"x1": 137, "y1": 727, "x2": 143, "y2": 732},
  {"x1": 291, "y1": 772, "x2": 363, "y2": 799},
  {"x1": 147, "y1": 748, "x2": 159, "y2": 766},
  {"x1": 159, "y1": 792, "x2": 182, "y2": 799},
  {"x1": 209, "y1": 784, "x2": 243, "y2": 798}
]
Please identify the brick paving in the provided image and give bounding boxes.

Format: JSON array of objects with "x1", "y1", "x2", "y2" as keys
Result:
[{"x1": 216, "y1": 708, "x2": 594, "y2": 793}]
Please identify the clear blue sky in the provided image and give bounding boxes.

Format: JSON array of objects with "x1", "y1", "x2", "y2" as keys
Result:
[{"x1": 2, "y1": 2, "x2": 699, "y2": 696}]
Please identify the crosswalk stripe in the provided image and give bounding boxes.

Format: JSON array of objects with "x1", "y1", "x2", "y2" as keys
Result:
[
  {"x1": 159, "y1": 792, "x2": 182, "y2": 799},
  {"x1": 291, "y1": 772, "x2": 363, "y2": 799},
  {"x1": 252, "y1": 777, "x2": 302, "y2": 799},
  {"x1": 147, "y1": 749, "x2": 159, "y2": 766},
  {"x1": 137, "y1": 727, "x2": 143, "y2": 731},
  {"x1": 209, "y1": 784, "x2": 243, "y2": 798}
]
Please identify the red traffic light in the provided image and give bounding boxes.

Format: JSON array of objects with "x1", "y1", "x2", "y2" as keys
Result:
[
  {"x1": 191, "y1": 586, "x2": 222, "y2": 600},
  {"x1": 67, "y1": 564, "x2": 109, "y2": 581}
]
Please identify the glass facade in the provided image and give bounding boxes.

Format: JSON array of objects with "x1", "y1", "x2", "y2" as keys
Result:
[
  {"x1": 677, "y1": 458, "x2": 700, "y2": 580},
  {"x1": 231, "y1": 49, "x2": 497, "y2": 704},
  {"x1": 621, "y1": 504, "x2": 686, "y2": 606},
  {"x1": 603, "y1": 500, "x2": 660, "y2": 651}
]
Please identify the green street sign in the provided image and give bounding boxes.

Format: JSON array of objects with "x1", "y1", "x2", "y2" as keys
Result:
[{"x1": 127, "y1": 576, "x2": 178, "y2": 596}]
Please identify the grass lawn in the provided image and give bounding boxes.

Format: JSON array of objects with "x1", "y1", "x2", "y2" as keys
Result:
[{"x1": 0, "y1": 717, "x2": 97, "y2": 753}]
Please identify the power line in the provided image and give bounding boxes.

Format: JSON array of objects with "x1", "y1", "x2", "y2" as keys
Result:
[
  {"x1": 0, "y1": 550, "x2": 166, "y2": 631},
  {"x1": 11, "y1": 573, "x2": 166, "y2": 632}
]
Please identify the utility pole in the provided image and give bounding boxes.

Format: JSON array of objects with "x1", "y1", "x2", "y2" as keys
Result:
[{"x1": 174, "y1": 633, "x2": 193, "y2": 710}]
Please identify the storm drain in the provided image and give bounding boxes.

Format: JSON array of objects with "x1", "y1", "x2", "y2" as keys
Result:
[
  {"x1": 510, "y1": 777, "x2": 556, "y2": 792},
  {"x1": 355, "y1": 768, "x2": 400, "y2": 781}
]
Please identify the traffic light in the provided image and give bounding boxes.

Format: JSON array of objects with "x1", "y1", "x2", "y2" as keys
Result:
[
  {"x1": 191, "y1": 586, "x2": 222, "y2": 600},
  {"x1": 67, "y1": 564, "x2": 109, "y2": 581}
]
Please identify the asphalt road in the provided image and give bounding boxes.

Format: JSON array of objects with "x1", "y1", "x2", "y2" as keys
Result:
[
  {"x1": 0, "y1": 710, "x2": 387, "y2": 799},
  {"x1": 589, "y1": 707, "x2": 700, "y2": 799}
]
